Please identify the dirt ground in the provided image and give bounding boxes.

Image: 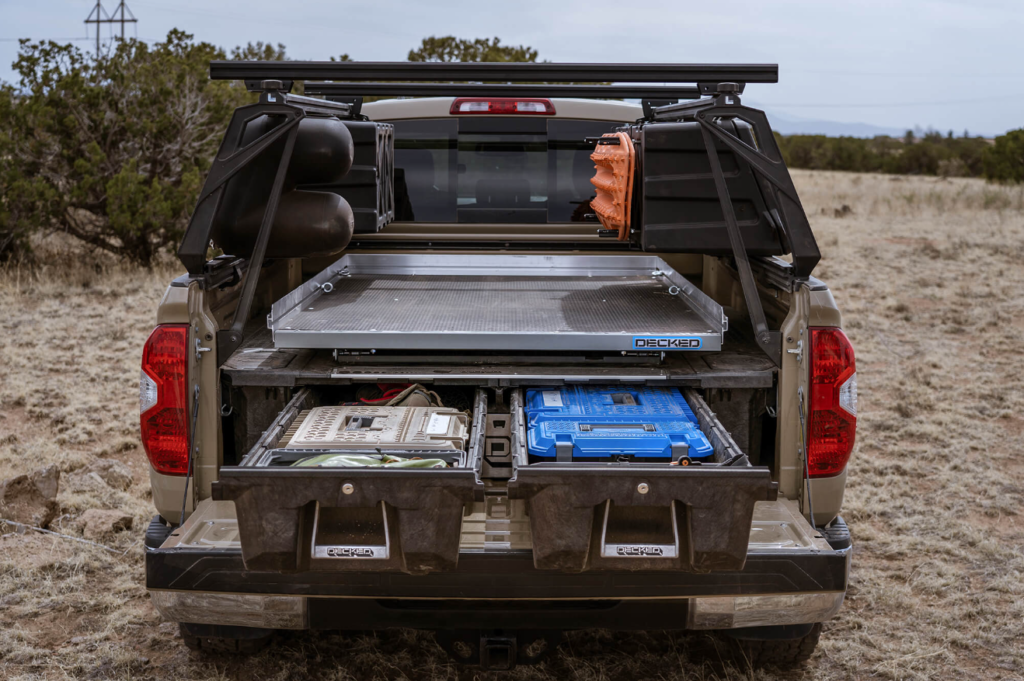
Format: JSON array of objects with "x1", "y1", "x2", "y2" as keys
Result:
[{"x1": 1, "y1": 170, "x2": 1023, "y2": 680}]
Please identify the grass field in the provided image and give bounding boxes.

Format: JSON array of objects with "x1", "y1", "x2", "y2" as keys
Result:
[{"x1": 1, "y1": 170, "x2": 1023, "y2": 680}]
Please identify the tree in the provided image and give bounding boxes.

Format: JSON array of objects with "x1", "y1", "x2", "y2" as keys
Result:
[
  {"x1": 231, "y1": 41, "x2": 287, "y2": 61},
  {"x1": 407, "y1": 36, "x2": 537, "y2": 63},
  {"x1": 0, "y1": 32, "x2": 286, "y2": 264},
  {"x1": 983, "y1": 129, "x2": 1024, "y2": 184}
]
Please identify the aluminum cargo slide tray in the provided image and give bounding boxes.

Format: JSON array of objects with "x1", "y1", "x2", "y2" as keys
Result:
[{"x1": 268, "y1": 254, "x2": 727, "y2": 353}]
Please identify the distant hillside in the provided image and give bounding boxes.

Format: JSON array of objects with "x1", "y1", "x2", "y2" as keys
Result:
[
  {"x1": 754, "y1": 107, "x2": 998, "y2": 140},
  {"x1": 755, "y1": 108, "x2": 908, "y2": 138}
]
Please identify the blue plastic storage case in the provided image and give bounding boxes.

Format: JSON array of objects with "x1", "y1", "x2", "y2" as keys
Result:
[{"x1": 524, "y1": 385, "x2": 713, "y2": 461}]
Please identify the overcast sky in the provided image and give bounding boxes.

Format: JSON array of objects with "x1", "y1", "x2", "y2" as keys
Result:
[{"x1": 2, "y1": 0, "x2": 1022, "y2": 135}]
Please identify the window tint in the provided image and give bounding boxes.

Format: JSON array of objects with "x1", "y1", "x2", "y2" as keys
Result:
[
  {"x1": 392, "y1": 118, "x2": 621, "y2": 223},
  {"x1": 393, "y1": 119, "x2": 457, "y2": 222}
]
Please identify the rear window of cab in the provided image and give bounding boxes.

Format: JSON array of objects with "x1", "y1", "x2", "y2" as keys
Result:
[{"x1": 392, "y1": 118, "x2": 622, "y2": 223}]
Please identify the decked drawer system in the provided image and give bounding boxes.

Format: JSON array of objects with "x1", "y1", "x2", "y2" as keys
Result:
[{"x1": 212, "y1": 387, "x2": 777, "y2": 576}]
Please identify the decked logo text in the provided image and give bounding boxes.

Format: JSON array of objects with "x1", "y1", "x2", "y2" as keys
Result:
[
  {"x1": 633, "y1": 336, "x2": 702, "y2": 350},
  {"x1": 325, "y1": 547, "x2": 376, "y2": 558},
  {"x1": 616, "y1": 545, "x2": 665, "y2": 557}
]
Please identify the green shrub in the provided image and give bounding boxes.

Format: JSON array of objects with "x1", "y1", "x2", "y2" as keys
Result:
[
  {"x1": 0, "y1": 31, "x2": 255, "y2": 265},
  {"x1": 982, "y1": 129, "x2": 1024, "y2": 184},
  {"x1": 408, "y1": 36, "x2": 537, "y2": 62}
]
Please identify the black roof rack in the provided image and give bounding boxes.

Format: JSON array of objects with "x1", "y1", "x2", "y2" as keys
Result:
[
  {"x1": 303, "y1": 82, "x2": 702, "y2": 100},
  {"x1": 209, "y1": 61, "x2": 778, "y2": 85}
]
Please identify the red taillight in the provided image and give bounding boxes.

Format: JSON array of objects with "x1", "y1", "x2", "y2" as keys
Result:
[
  {"x1": 140, "y1": 324, "x2": 190, "y2": 476},
  {"x1": 449, "y1": 98, "x2": 555, "y2": 115},
  {"x1": 807, "y1": 327, "x2": 857, "y2": 478}
]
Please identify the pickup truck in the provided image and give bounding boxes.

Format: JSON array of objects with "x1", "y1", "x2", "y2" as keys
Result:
[{"x1": 141, "y1": 61, "x2": 855, "y2": 670}]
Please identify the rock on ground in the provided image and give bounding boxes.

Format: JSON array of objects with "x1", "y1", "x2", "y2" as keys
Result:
[
  {"x1": 0, "y1": 464, "x2": 60, "y2": 528},
  {"x1": 66, "y1": 458, "x2": 134, "y2": 493},
  {"x1": 77, "y1": 508, "x2": 133, "y2": 541},
  {"x1": 86, "y1": 458, "x2": 134, "y2": 490}
]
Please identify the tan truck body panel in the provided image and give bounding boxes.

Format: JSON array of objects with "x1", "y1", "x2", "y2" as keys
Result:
[{"x1": 151, "y1": 282, "x2": 221, "y2": 524}]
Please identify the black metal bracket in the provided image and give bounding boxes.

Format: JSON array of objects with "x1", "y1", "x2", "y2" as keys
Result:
[
  {"x1": 641, "y1": 98, "x2": 678, "y2": 119},
  {"x1": 177, "y1": 93, "x2": 306, "y2": 275},
  {"x1": 244, "y1": 78, "x2": 294, "y2": 93},
  {"x1": 642, "y1": 88, "x2": 820, "y2": 365},
  {"x1": 697, "y1": 81, "x2": 746, "y2": 96},
  {"x1": 326, "y1": 95, "x2": 364, "y2": 119},
  {"x1": 215, "y1": 120, "x2": 300, "y2": 365},
  {"x1": 176, "y1": 84, "x2": 315, "y2": 365},
  {"x1": 434, "y1": 630, "x2": 561, "y2": 671},
  {"x1": 584, "y1": 136, "x2": 620, "y2": 145},
  {"x1": 699, "y1": 121, "x2": 781, "y2": 366},
  {"x1": 200, "y1": 255, "x2": 245, "y2": 290},
  {"x1": 692, "y1": 98, "x2": 820, "y2": 278}
]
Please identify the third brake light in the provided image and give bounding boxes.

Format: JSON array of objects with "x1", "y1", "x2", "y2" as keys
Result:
[{"x1": 449, "y1": 98, "x2": 555, "y2": 115}]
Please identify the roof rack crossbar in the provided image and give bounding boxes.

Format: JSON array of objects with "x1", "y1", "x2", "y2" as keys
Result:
[
  {"x1": 303, "y1": 82, "x2": 702, "y2": 99},
  {"x1": 210, "y1": 61, "x2": 778, "y2": 84}
]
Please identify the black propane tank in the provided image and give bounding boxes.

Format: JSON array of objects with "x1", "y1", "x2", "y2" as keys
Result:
[
  {"x1": 211, "y1": 115, "x2": 356, "y2": 259},
  {"x1": 287, "y1": 116, "x2": 355, "y2": 186},
  {"x1": 216, "y1": 190, "x2": 354, "y2": 259}
]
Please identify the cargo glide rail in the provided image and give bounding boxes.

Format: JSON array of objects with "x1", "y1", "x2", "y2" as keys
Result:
[{"x1": 266, "y1": 253, "x2": 728, "y2": 353}]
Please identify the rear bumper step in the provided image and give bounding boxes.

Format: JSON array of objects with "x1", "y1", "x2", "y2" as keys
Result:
[
  {"x1": 147, "y1": 546, "x2": 850, "y2": 630},
  {"x1": 149, "y1": 485, "x2": 850, "y2": 632},
  {"x1": 147, "y1": 545, "x2": 850, "y2": 600},
  {"x1": 152, "y1": 591, "x2": 847, "y2": 633}
]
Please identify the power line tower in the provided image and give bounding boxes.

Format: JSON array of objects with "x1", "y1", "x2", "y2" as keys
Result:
[{"x1": 84, "y1": 1, "x2": 138, "y2": 56}]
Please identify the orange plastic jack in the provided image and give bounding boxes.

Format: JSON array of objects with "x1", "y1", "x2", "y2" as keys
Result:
[{"x1": 589, "y1": 132, "x2": 635, "y2": 240}]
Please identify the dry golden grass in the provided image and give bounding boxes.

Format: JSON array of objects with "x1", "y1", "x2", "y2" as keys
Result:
[{"x1": 1, "y1": 171, "x2": 1023, "y2": 680}]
